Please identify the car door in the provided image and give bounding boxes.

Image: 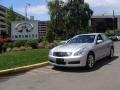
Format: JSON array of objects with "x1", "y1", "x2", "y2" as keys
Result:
[
  {"x1": 101, "y1": 34, "x2": 111, "y2": 56},
  {"x1": 94, "y1": 34, "x2": 106, "y2": 60}
]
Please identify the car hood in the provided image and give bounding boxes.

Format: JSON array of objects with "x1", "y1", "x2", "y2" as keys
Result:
[{"x1": 52, "y1": 43, "x2": 93, "y2": 52}]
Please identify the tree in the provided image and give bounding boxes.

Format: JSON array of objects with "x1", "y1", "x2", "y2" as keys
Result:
[
  {"x1": 48, "y1": 0, "x2": 65, "y2": 39},
  {"x1": 46, "y1": 29, "x2": 55, "y2": 43},
  {"x1": 48, "y1": 0, "x2": 93, "y2": 39},
  {"x1": 6, "y1": 6, "x2": 17, "y2": 37}
]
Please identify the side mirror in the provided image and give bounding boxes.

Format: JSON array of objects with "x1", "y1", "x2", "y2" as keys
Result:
[{"x1": 97, "y1": 40, "x2": 103, "y2": 44}]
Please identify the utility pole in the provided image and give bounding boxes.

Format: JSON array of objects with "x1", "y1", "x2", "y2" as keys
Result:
[
  {"x1": 25, "y1": 3, "x2": 30, "y2": 20},
  {"x1": 113, "y1": 10, "x2": 115, "y2": 35}
]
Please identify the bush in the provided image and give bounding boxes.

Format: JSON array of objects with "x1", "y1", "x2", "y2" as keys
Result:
[
  {"x1": 38, "y1": 39, "x2": 42, "y2": 43},
  {"x1": 19, "y1": 46, "x2": 26, "y2": 51},
  {"x1": 38, "y1": 40, "x2": 49, "y2": 49},
  {"x1": 0, "y1": 43, "x2": 2, "y2": 53},
  {"x1": 2, "y1": 43, "x2": 8, "y2": 52},
  {"x1": 2, "y1": 42, "x2": 14, "y2": 49},
  {"x1": 0, "y1": 38, "x2": 12, "y2": 43},
  {"x1": 26, "y1": 47, "x2": 32, "y2": 50},
  {"x1": 12, "y1": 47, "x2": 20, "y2": 52},
  {"x1": 48, "y1": 43, "x2": 55, "y2": 49},
  {"x1": 6, "y1": 48, "x2": 12, "y2": 52},
  {"x1": 46, "y1": 30, "x2": 55, "y2": 43},
  {"x1": 26, "y1": 40, "x2": 38, "y2": 49},
  {"x1": 12, "y1": 40, "x2": 26, "y2": 47},
  {"x1": 105, "y1": 30, "x2": 120, "y2": 36}
]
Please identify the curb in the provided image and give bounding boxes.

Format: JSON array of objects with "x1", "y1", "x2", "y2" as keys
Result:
[{"x1": 0, "y1": 61, "x2": 49, "y2": 75}]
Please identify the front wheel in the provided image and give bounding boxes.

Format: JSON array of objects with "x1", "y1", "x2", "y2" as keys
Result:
[
  {"x1": 108, "y1": 48, "x2": 114, "y2": 58},
  {"x1": 86, "y1": 53, "x2": 95, "y2": 69}
]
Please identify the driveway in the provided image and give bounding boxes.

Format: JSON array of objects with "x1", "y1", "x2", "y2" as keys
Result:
[{"x1": 0, "y1": 42, "x2": 120, "y2": 90}]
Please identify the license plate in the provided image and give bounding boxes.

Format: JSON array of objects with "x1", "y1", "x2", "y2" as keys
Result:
[
  {"x1": 56, "y1": 58, "x2": 65, "y2": 64},
  {"x1": 56, "y1": 58, "x2": 64, "y2": 61}
]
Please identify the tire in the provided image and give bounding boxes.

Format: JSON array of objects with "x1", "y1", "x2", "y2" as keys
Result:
[
  {"x1": 86, "y1": 53, "x2": 95, "y2": 69},
  {"x1": 108, "y1": 48, "x2": 114, "y2": 58}
]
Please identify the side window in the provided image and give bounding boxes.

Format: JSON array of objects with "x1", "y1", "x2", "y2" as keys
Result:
[
  {"x1": 101, "y1": 34, "x2": 109, "y2": 41},
  {"x1": 97, "y1": 35, "x2": 103, "y2": 41}
]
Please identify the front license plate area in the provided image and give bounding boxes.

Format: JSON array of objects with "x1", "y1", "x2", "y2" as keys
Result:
[{"x1": 56, "y1": 58, "x2": 65, "y2": 65}]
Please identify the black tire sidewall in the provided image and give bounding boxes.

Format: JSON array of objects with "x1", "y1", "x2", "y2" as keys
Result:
[
  {"x1": 86, "y1": 53, "x2": 95, "y2": 69},
  {"x1": 109, "y1": 48, "x2": 114, "y2": 58}
]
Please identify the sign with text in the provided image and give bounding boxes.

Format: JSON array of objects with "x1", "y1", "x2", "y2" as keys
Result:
[{"x1": 11, "y1": 21, "x2": 38, "y2": 40}]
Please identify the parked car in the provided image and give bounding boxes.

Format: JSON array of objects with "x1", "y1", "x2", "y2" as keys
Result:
[
  {"x1": 109, "y1": 36, "x2": 120, "y2": 41},
  {"x1": 116, "y1": 36, "x2": 120, "y2": 41},
  {"x1": 109, "y1": 36, "x2": 118, "y2": 41},
  {"x1": 49, "y1": 33, "x2": 114, "y2": 69}
]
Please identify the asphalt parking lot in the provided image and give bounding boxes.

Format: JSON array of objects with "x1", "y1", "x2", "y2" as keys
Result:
[{"x1": 0, "y1": 42, "x2": 120, "y2": 90}]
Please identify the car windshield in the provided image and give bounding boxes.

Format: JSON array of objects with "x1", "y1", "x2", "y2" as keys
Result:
[{"x1": 67, "y1": 35, "x2": 95, "y2": 43}]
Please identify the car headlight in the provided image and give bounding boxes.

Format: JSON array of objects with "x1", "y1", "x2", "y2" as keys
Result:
[
  {"x1": 66, "y1": 52, "x2": 72, "y2": 56},
  {"x1": 74, "y1": 48, "x2": 86, "y2": 56},
  {"x1": 49, "y1": 50, "x2": 53, "y2": 55}
]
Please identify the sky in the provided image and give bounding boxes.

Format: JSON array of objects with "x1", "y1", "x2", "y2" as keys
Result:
[{"x1": 1, "y1": 0, "x2": 120, "y2": 21}]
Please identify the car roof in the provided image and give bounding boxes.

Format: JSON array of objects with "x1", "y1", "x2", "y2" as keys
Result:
[{"x1": 78, "y1": 33, "x2": 103, "y2": 36}]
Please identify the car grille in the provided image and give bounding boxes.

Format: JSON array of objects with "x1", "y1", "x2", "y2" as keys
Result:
[{"x1": 53, "y1": 52, "x2": 69, "y2": 57}]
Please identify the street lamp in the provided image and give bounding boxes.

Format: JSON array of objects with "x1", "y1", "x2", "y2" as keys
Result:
[
  {"x1": 113, "y1": 10, "x2": 115, "y2": 35},
  {"x1": 25, "y1": 3, "x2": 31, "y2": 20}
]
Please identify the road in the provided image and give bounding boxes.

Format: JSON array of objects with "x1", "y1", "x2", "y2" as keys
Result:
[{"x1": 0, "y1": 42, "x2": 120, "y2": 90}]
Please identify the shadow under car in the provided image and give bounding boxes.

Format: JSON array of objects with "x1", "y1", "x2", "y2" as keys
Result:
[{"x1": 52, "y1": 56, "x2": 119, "y2": 73}]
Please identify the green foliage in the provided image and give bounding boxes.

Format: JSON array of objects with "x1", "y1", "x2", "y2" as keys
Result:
[
  {"x1": 26, "y1": 40, "x2": 38, "y2": 49},
  {"x1": 105, "y1": 30, "x2": 120, "y2": 36},
  {"x1": 6, "y1": 6, "x2": 17, "y2": 36},
  {"x1": 38, "y1": 39, "x2": 42, "y2": 43},
  {"x1": 1, "y1": 39, "x2": 62, "y2": 52},
  {"x1": 13, "y1": 40, "x2": 26, "y2": 47},
  {"x1": 46, "y1": 30, "x2": 55, "y2": 43},
  {"x1": 48, "y1": 0, "x2": 93, "y2": 39},
  {"x1": 2, "y1": 40, "x2": 40, "y2": 50},
  {"x1": 0, "y1": 49, "x2": 49, "y2": 70},
  {"x1": 2, "y1": 43, "x2": 13, "y2": 50},
  {"x1": 2, "y1": 43, "x2": 9, "y2": 49},
  {"x1": 7, "y1": 42, "x2": 14, "y2": 48},
  {"x1": 0, "y1": 43, "x2": 3, "y2": 53}
]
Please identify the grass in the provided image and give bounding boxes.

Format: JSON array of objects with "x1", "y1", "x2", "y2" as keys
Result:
[{"x1": 0, "y1": 49, "x2": 49, "y2": 70}]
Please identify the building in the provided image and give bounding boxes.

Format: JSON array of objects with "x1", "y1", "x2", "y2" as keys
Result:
[
  {"x1": 0, "y1": 4, "x2": 26, "y2": 38},
  {"x1": 91, "y1": 15, "x2": 120, "y2": 32},
  {"x1": 38, "y1": 21, "x2": 48, "y2": 39}
]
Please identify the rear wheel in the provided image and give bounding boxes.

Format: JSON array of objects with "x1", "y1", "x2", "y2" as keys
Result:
[{"x1": 86, "y1": 53, "x2": 95, "y2": 69}]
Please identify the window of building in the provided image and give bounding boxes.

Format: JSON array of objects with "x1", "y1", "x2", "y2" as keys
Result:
[
  {"x1": 25, "y1": 35, "x2": 28, "y2": 38},
  {"x1": 15, "y1": 35, "x2": 18, "y2": 38},
  {"x1": 29, "y1": 35, "x2": 31, "y2": 38},
  {"x1": 12, "y1": 35, "x2": 14, "y2": 39},
  {"x1": 36, "y1": 34, "x2": 37, "y2": 38},
  {"x1": 0, "y1": 8, "x2": 5, "y2": 12},
  {"x1": 19, "y1": 35, "x2": 21, "y2": 38},
  {"x1": 0, "y1": 19, "x2": 5, "y2": 23},
  {"x1": 32, "y1": 34, "x2": 34, "y2": 38},
  {"x1": 22, "y1": 35, "x2": 24, "y2": 38}
]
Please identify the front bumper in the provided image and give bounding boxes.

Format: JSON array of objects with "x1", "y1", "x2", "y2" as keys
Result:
[{"x1": 48, "y1": 55, "x2": 87, "y2": 67}]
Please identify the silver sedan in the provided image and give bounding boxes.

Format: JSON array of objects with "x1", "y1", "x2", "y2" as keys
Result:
[{"x1": 48, "y1": 33, "x2": 114, "y2": 69}]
